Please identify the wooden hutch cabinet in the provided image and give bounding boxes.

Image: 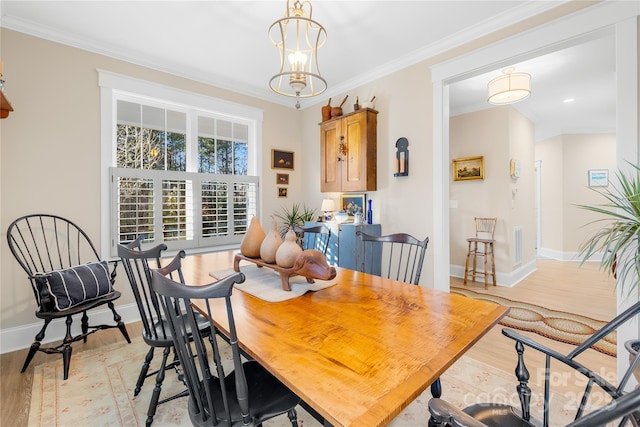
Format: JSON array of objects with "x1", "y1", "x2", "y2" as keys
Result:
[{"x1": 320, "y1": 108, "x2": 377, "y2": 192}]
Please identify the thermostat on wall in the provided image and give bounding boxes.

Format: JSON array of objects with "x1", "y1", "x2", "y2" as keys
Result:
[{"x1": 510, "y1": 158, "x2": 521, "y2": 179}]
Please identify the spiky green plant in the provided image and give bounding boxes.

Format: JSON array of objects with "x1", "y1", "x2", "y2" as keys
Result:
[
  {"x1": 273, "y1": 203, "x2": 318, "y2": 237},
  {"x1": 577, "y1": 163, "x2": 640, "y2": 297}
]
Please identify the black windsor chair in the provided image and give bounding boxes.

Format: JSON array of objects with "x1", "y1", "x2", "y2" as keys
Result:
[
  {"x1": 6, "y1": 214, "x2": 130, "y2": 380},
  {"x1": 118, "y1": 236, "x2": 212, "y2": 426},
  {"x1": 293, "y1": 224, "x2": 332, "y2": 254},
  {"x1": 428, "y1": 301, "x2": 640, "y2": 427},
  {"x1": 151, "y1": 252, "x2": 301, "y2": 427}
]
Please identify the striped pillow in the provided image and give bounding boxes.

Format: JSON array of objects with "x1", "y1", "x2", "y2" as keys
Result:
[{"x1": 44, "y1": 262, "x2": 115, "y2": 311}]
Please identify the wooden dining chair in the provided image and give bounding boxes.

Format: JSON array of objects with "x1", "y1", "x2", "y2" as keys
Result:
[
  {"x1": 463, "y1": 217, "x2": 497, "y2": 289},
  {"x1": 118, "y1": 236, "x2": 210, "y2": 426},
  {"x1": 293, "y1": 224, "x2": 332, "y2": 254},
  {"x1": 151, "y1": 253, "x2": 301, "y2": 427},
  {"x1": 356, "y1": 231, "x2": 429, "y2": 285},
  {"x1": 6, "y1": 214, "x2": 130, "y2": 380},
  {"x1": 428, "y1": 301, "x2": 640, "y2": 427}
]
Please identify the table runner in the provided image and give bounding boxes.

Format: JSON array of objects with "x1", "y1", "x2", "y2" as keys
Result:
[{"x1": 210, "y1": 264, "x2": 337, "y2": 302}]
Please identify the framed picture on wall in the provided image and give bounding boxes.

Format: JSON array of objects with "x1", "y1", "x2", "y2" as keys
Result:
[
  {"x1": 276, "y1": 173, "x2": 289, "y2": 185},
  {"x1": 278, "y1": 187, "x2": 288, "y2": 198},
  {"x1": 453, "y1": 156, "x2": 484, "y2": 181},
  {"x1": 588, "y1": 169, "x2": 609, "y2": 187},
  {"x1": 272, "y1": 149, "x2": 294, "y2": 170}
]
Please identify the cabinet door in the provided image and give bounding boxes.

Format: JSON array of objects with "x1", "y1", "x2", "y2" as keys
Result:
[
  {"x1": 342, "y1": 110, "x2": 377, "y2": 192},
  {"x1": 320, "y1": 119, "x2": 342, "y2": 192},
  {"x1": 342, "y1": 113, "x2": 366, "y2": 192}
]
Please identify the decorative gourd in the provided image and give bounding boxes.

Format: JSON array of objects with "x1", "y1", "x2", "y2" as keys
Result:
[
  {"x1": 259, "y1": 218, "x2": 283, "y2": 263},
  {"x1": 240, "y1": 216, "x2": 265, "y2": 258},
  {"x1": 276, "y1": 228, "x2": 303, "y2": 268}
]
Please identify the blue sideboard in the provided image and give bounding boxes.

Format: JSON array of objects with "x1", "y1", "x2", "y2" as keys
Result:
[{"x1": 305, "y1": 221, "x2": 381, "y2": 273}]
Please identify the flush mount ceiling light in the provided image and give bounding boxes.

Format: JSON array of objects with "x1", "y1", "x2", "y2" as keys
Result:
[
  {"x1": 487, "y1": 67, "x2": 531, "y2": 105},
  {"x1": 269, "y1": 0, "x2": 327, "y2": 109}
]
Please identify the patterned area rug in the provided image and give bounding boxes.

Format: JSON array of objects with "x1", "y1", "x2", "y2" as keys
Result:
[
  {"x1": 451, "y1": 287, "x2": 616, "y2": 357},
  {"x1": 29, "y1": 336, "x2": 603, "y2": 426}
]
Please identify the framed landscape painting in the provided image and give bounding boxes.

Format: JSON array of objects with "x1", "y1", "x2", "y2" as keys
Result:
[
  {"x1": 453, "y1": 156, "x2": 484, "y2": 181},
  {"x1": 588, "y1": 169, "x2": 608, "y2": 187}
]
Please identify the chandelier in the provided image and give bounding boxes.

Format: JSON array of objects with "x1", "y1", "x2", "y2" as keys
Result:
[
  {"x1": 269, "y1": 0, "x2": 327, "y2": 108},
  {"x1": 487, "y1": 67, "x2": 531, "y2": 105}
]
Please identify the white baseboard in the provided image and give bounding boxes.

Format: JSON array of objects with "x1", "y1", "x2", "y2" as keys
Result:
[
  {"x1": 450, "y1": 259, "x2": 537, "y2": 288},
  {"x1": 0, "y1": 303, "x2": 141, "y2": 354},
  {"x1": 537, "y1": 247, "x2": 602, "y2": 262}
]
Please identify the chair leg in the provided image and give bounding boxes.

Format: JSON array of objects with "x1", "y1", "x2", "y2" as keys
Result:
[
  {"x1": 21, "y1": 319, "x2": 52, "y2": 373},
  {"x1": 81, "y1": 311, "x2": 89, "y2": 343},
  {"x1": 463, "y1": 242, "x2": 472, "y2": 285},
  {"x1": 146, "y1": 346, "x2": 171, "y2": 427},
  {"x1": 430, "y1": 377, "x2": 442, "y2": 398},
  {"x1": 287, "y1": 408, "x2": 299, "y2": 427},
  {"x1": 483, "y1": 242, "x2": 489, "y2": 290},
  {"x1": 471, "y1": 242, "x2": 478, "y2": 282},
  {"x1": 490, "y1": 243, "x2": 497, "y2": 287},
  {"x1": 135, "y1": 346, "x2": 155, "y2": 396},
  {"x1": 62, "y1": 315, "x2": 74, "y2": 380},
  {"x1": 109, "y1": 301, "x2": 131, "y2": 343}
]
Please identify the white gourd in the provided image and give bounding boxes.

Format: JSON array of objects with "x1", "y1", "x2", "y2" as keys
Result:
[
  {"x1": 276, "y1": 228, "x2": 303, "y2": 268},
  {"x1": 260, "y1": 218, "x2": 283, "y2": 263}
]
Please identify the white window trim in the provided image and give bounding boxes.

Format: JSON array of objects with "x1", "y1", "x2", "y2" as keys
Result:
[{"x1": 98, "y1": 69, "x2": 264, "y2": 259}]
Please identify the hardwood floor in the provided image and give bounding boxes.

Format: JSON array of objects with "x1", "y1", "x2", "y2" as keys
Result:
[
  {"x1": 458, "y1": 258, "x2": 618, "y2": 397},
  {"x1": 0, "y1": 258, "x2": 618, "y2": 426}
]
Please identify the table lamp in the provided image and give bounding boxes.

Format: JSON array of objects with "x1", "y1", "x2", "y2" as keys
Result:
[{"x1": 321, "y1": 199, "x2": 336, "y2": 222}]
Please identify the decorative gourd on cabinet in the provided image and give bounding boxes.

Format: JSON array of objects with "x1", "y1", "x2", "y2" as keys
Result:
[{"x1": 320, "y1": 108, "x2": 377, "y2": 192}]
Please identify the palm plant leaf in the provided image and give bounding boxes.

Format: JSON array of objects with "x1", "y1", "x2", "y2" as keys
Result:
[
  {"x1": 576, "y1": 163, "x2": 640, "y2": 297},
  {"x1": 274, "y1": 203, "x2": 318, "y2": 237}
]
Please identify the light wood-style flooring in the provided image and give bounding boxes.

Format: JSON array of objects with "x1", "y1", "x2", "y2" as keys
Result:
[{"x1": 0, "y1": 258, "x2": 617, "y2": 426}]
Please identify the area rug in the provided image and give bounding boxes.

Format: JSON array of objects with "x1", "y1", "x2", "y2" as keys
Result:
[
  {"x1": 29, "y1": 337, "x2": 609, "y2": 427},
  {"x1": 451, "y1": 287, "x2": 616, "y2": 357},
  {"x1": 210, "y1": 264, "x2": 337, "y2": 302}
]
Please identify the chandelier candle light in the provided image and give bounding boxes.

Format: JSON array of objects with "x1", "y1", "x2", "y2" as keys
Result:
[
  {"x1": 269, "y1": 0, "x2": 327, "y2": 109},
  {"x1": 487, "y1": 67, "x2": 531, "y2": 105}
]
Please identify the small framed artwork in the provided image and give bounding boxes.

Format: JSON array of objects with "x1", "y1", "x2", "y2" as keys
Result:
[
  {"x1": 278, "y1": 187, "x2": 288, "y2": 198},
  {"x1": 272, "y1": 149, "x2": 294, "y2": 170},
  {"x1": 453, "y1": 156, "x2": 484, "y2": 181},
  {"x1": 276, "y1": 173, "x2": 289, "y2": 185},
  {"x1": 588, "y1": 169, "x2": 609, "y2": 187},
  {"x1": 340, "y1": 194, "x2": 366, "y2": 217}
]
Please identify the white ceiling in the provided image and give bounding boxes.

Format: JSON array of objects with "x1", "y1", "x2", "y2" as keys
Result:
[{"x1": 1, "y1": 1, "x2": 616, "y2": 141}]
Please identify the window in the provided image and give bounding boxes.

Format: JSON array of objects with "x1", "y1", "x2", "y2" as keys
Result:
[{"x1": 100, "y1": 71, "x2": 262, "y2": 257}]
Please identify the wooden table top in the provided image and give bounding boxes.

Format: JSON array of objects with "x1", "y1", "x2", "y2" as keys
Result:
[{"x1": 182, "y1": 251, "x2": 508, "y2": 427}]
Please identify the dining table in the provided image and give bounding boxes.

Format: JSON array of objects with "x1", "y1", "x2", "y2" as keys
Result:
[{"x1": 181, "y1": 251, "x2": 509, "y2": 427}]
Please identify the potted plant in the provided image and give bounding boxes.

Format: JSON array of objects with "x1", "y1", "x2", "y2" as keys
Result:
[
  {"x1": 273, "y1": 203, "x2": 317, "y2": 238},
  {"x1": 577, "y1": 163, "x2": 640, "y2": 381}
]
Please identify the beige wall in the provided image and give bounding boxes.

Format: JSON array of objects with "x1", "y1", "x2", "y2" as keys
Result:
[
  {"x1": 0, "y1": 29, "x2": 302, "y2": 332},
  {"x1": 536, "y1": 134, "x2": 616, "y2": 258},
  {"x1": 1, "y1": 2, "x2": 637, "y2": 351},
  {"x1": 537, "y1": 136, "x2": 565, "y2": 252},
  {"x1": 449, "y1": 106, "x2": 535, "y2": 281},
  {"x1": 300, "y1": 63, "x2": 436, "y2": 277}
]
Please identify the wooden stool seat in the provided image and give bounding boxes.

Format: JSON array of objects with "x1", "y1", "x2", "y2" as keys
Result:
[{"x1": 463, "y1": 217, "x2": 497, "y2": 289}]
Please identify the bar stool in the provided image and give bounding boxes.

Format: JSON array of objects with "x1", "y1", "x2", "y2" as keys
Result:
[{"x1": 463, "y1": 217, "x2": 497, "y2": 289}]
